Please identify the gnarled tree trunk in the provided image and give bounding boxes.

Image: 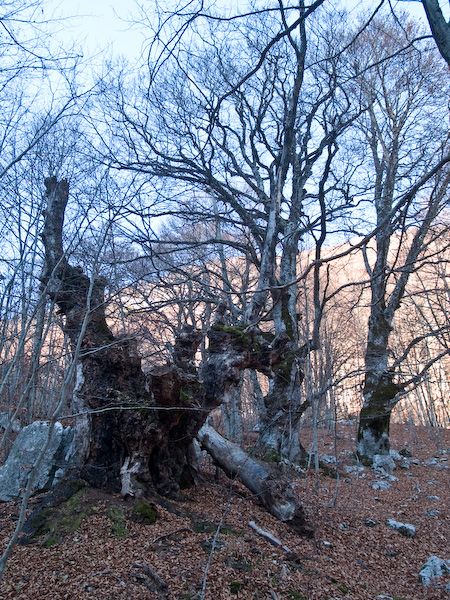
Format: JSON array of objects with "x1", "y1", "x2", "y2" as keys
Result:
[{"x1": 39, "y1": 177, "x2": 309, "y2": 530}]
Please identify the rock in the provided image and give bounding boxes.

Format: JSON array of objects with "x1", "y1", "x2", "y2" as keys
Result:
[
  {"x1": 320, "y1": 454, "x2": 336, "y2": 465},
  {"x1": 399, "y1": 448, "x2": 412, "y2": 458},
  {"x1": 373, "y1": 454, "x2": 396, "y2": 475},
  {"x1": 0, "y1": 421, "x2": 73, "y2": 501},
  {"x1": 321, "y1": 540, "x2": 333, "y2": 548},
  {"x1": 425, "y1": 509, "x2": 440, "y2": 518},
  {"x1": 0, "y1": 412, "x2": 22, "y2": 433},
  {"x1": 386, "y1": 518, "x2": 416, "y2": 537},
  {"x1": 344, "y1": 465, "x2": 365, "y2": 475},
  {"x1": 339, "y1": 522, "x2": 350, "y2": 531},
  {"x1": 388, "y1": 449, "x2": 410, "y2": 469},
  {"x1": 372, "y1": 481, "x2": 391, "y2": 491},
  {"x1": 376, "y1": 595, "x2": 394, "y2": 600},
  {"x1": 427, "y1": 495, "x2": 440, "y2": 501},
  {"x1": 419, "y1": 555, "x2": 450, "y2": 586},
  {"x1": 389, "y1": 449, "x2": 402, "y2": 461},
  {"x1": 364, "y1": 518, "x2": 379, "y2": 527}
]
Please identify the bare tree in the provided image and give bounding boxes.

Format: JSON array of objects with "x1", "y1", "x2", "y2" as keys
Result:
[
  {"x1": 345, "y1": 15, "x2": 450, "y2": 460},
  {"x1": 93, "y1": 3, "x2": 362, "y2": 461}
]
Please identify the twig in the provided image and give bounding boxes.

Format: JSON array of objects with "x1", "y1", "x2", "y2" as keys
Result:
[
  {"x1": 131, "y1": 561, "x2": 168, "y2": 596},
  {"x1": 248, "y1": 520, "x2": 298, "y2": 560},
  {"x1": 152, "y1": 527, "x2": 193, "y2": 544},
  {"x1": 199, "y1": 494, "x2": 233, "y2": 599}
]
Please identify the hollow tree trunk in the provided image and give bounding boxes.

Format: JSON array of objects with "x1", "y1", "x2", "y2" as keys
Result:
[
  {"x1": 40, "y1": 178, "x2": 308, "y2": 525},
  {"x1": 41, "y1": 177, "x2": 207, "y2": 498}
]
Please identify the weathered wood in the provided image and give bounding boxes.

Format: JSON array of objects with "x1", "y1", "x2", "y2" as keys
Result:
[
  {"x1": 248, "y1": 520, "x2": 295, "y2": 557},
  {"x1": 197, "y1": 424, "x2": 311, "y2": 534}
]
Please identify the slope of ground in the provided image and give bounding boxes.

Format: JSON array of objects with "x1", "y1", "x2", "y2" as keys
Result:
[{"x1": 0, "y1": 424, "x2": 448, "y2": 599}]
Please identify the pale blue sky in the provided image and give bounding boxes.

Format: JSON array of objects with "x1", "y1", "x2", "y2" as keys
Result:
[
  {"x1": 45, "y1": 0, "x2": 436, "y2": 64},
  {"x1": 46, "y1": 0, "x2": 145, "y2": 62}
]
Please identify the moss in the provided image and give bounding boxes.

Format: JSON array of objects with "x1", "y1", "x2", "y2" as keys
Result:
[
  {"x1": 220, "y1": 325, "x2": 249, "y2": 339},
  {"x1": 212, "y1": 324, "x2": 252, "y2": 348},
  {"x1": 192, "y1": 520, "x2": 216, "y2": 534},
  {"x1": 107, "y1": 506, "x2": 128, "y2": 538},
  {"x1": 337, "y1": 583, "x2": 350, "y2": 594},
  {"x1": 192, "y1": 519, "x2": 238, "y2": 536},
  {"x1": 29, "y1": 508, "x2": 54, "y2": 536},
  {"x1": 179, "y1": 388, "x2": 192, "y2": 403},
  {"x1": 221, "y1": 525, "x2": 238, "y2": 536},
  {"x1": 34, "y1": 489, "x2": 91, "y2": 546},
  {"x1": 229, "y1": 581, "x2": 243, "y2": 595},
  {"x1": 263, "y1": 449, "x2": 281, "y2": 463},
  {"x1": 179, "y1": 384, "x2": 200, "y2": 404},
  {"x1": 42, "y1": 535, "x2": 59, "y2": 548},
  {"x1": 131, "y1": 499, "x2": 158, "y2": 524}
]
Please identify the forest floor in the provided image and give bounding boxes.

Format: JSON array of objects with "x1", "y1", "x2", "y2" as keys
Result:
[{"x1": 0, "y1": 422, "x2": 448, "y2": 600}]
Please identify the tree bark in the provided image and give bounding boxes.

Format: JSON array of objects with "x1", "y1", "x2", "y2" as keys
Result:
[
  {"x1": 357, "y1": 309, "x2": 402, "y2": 462},
  {"x1": 221, "y1": 375, "x2": 244, "y2": 442},
  {"x1": 258, "y1": 354, "x2": 308, "y2": 463},
  {"x1": 422, "y1": 0, "x2": 450, "y2": 67}
]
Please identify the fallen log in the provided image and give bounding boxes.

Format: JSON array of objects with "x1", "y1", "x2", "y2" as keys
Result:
[{"x1": 197, "y1": 424, "x2": 312, "y2": 535}]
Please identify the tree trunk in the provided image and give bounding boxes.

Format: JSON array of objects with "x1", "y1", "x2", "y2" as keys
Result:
[
  {"x1": 258, "y1": 356, "x2": 307, "y2": 463},
  {"x1": 41, "y1": 177, "x2": 209, "y2": 498},
  {"x1": 39, "y1": 177, "x2": 309, "y2": 525},
  {"x1": 422, "y1": 0, "x2": 450, "y2": 67},
  {"x1": 221, "y1": 375, "x2": 243, "y2": 442},
  {"x1": 257, "y1": 286, "x2": 310, "y2": 463},
  {"x1": 357, "y1": 311, "x2": 401, "y2": 462}
]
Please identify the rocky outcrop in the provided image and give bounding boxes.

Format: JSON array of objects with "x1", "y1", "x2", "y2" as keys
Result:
[{"x1": 0, "y1": 421, "x2": 73, "y2": 501}]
